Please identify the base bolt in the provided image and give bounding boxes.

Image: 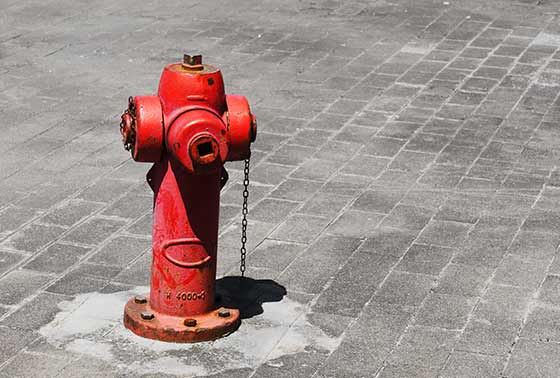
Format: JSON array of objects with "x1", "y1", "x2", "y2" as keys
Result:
[
  {"x1": 184, "y1": 318, "x2": 197, "y2": 327},
  {"x1": 141, "y1": 312, "x2": 154, "y2": 320},
  {"x1": 134, "y1": 296, "x2": 147, "y2": 304},
  {"x1": 218, "y1": 309, "x2": 230, "y2": 318}
]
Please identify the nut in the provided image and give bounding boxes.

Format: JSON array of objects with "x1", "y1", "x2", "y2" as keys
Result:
[
  {"x1": 184, "y1": 318, "x2": 197, "y2": 327},
  {"x1": 134, "y1": 296, "x2": 147, "y2": 304},
  {"x1": 218, "y1": 309, "x2": 231, "y2": 318},
  {"x1": 140, "y1": 312, "x2": 154, "y2": 320}
]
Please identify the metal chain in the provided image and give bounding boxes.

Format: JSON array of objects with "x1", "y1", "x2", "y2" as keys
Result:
[
  {"x1": 239, "y1": 158, "x2": 250, "y2": 276},
  {"x1": 120, "y1": 96, "x2": 136, "y2": 152}
]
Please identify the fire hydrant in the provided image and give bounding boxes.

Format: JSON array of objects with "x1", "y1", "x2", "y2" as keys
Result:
[{"x1": 119, "y1": 54, "x2": 256, "y2": 343}]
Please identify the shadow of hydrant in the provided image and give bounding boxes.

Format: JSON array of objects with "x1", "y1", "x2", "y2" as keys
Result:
[{"x1": 215, "y1": 276, "x2": 287, "y2": 319}]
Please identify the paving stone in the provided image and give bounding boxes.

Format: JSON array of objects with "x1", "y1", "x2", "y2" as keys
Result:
[
  {"x1": 387, "y1": 325, "x2": 459, "y2": 367},
  {"x1": 248, "y1": 239, "x2": 306, "y2": 273},
  {"x1": 320, "y1": 174, "x2": 371, "y2": 197},
  {"x1": 371, "y1": 170, "x2": 420, "y2": 189},
  {"x1": 361, "y1": 227, "x2": 417, "y2": 258},
  {"x1": 250, "y1": 198, "x2": 299, "y2": 224},
  {"x1": 298, "y1": 192, "x2": 353, "y2": 217},
  {"x1": 476, "y1": 284, "x2": 533, "y2": 323},
  {"x1": 57, "y1": 355, "x2": 121, "y2": 378},
  {"x1": 72, "y1": 262, "x2": 123, "y2": 280},
  {"x1": 0, "y1": 206, "x2": 41, "y2": 236},
  {"x1": 457, "y1": 317, "x2": 520, "y2": 356},
  {"x1": 88, "y1": 236, "x2": 149, "y2": 267},
  {"x1": 378, "y1": 364, "x2": 440, "y2": 378},
  {"x1": 470, "y1": 216, "x2": 520, "y2": 241},
  {"x1": 417, "y1": 220, "x2": 471, "y2": 247},
  {"x1": 112, "y1": 253, "x2": 150, "y2": 285},
  {"x1": 315, "y1": 141, "x2": 360, "y2": 161},
  {"x1": 538, "y1": 275, "x2": 560, "y2": 306},
  {"x1": 341, "y1": 154, "x2": 389, "y2": 177},
  {"x1": 269, "y1": 179, "x2": 320, "y2": 202},
  {"x1": 0, "y1": 351, "x2": 70, "y2": 378},
  {"x1": 505, "y1": 338, "x2": 560, "y2": 378},
  {"x1": 351, "y1": 188, "x2": 405, "y2": 214},
  {"x1": 15, "y1": 185, "x2": 74, "y2": 211},
  {"x1": 308, "y1": 113, "x2": 347, "y2": 131},
  {"x1": 362, "y1": 137, "x2": 405, "y2": 157},
  {"x1": 522, "y1": 210, "x2": 560, "y2": 233},
  {"x1": 493, "y1": 254, "x2": 549, "y2": 289},
  {"x1": 325, "y1": 210, "x2": 385, "y2": 238},
  {"x1": 102, "y1": 193, "x2": 152, "y2": 219},
  {"x1": 395, "y1": 243, "x2": 453, "y2": 276},
  {"x1": 0, "y1": 269, "x2": 52, "y2": 306},
  {"x1": 405, "y1": 133, "x2": 451, "y2": 153},
  {"x1": 253, "y1": 349, "x2": 328, "y2": 378},
  {"x1": 1, "y1": 223, "x2": 66, "y2": 253},
  {"x1": 62, "y1": 217, "x2": 126, "y2": 246},
  {"x1": 24, "y1": 243, "x2": 90, "y2": 274},
  {"x1": 278, "y1": 235, "x2": 362, "y2": 294},
  {"x1": 46, "y1": 271, "x2": 107, "y2": 295},
  {"x1": 486, "y1": 193, "x2": 535, "y2": 218},
  {"x1": 379, "y1": 122, "x2": 422, "y2": 140},
  {"x1": 250, "y1": 163, "x2": 294, "y2": 185},
  {"x1": 319, "y1": 303, "x2": 414, "y2": 377},
  {"x1": 0, "y1": 291, "x2": 71, "y2": 331},
  {"x1": 373, "y1": 271, "x2": 434, "y2": 307},
  {"x1": 307, "y1": 312, "x2": 354, "y2": 338},
  {"x1": 269, "y1": 214, "x2": 329, "y2": 244},
  {"x1": 0, "y1": 326, "x2": 37, "y2": 365},
  {"x1": 416, "y1": 293, "x2": 477, "y2": 329},
  {"x1": 40, "y1": 199, "x2": 103, "y2": 227},
  {"x1": 336, "y1": 125, "x2": 377, "y2": 144},
  {"x1": 522, "y1": 304, "x2": 560, "y2": 342},
  {"x1": 380, "y1": 204, "x2": 433, "y2": 231},
  {"x1": 440, "y1": 351, "x2": 504, "y2": 378},
  {"x1": 435, "y1": 264, "x2": 493, "y2": 297},
  {"x1": 0, "y1": 250, "x2": 25, "y2": 275}
]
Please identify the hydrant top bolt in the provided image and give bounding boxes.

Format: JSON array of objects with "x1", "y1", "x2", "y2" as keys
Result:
[
  {"x1": 134, "y1": 296, "x2": 147, "y2": 304},
  {"x1": 218, "y1": 309, "x2": 231, "y2": 318},
  {"x1": 141, "y1": 312, "x2": 155, "y2": 320},
  {"x1": 182, "y1": 54, "x2": 203, "y2": 71},
  {"x1": 184, "y1": 318, "x2": 197, "y2": 327}
]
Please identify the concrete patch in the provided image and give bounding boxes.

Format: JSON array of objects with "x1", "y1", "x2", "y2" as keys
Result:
[
  {"x1": 39, "y1": 287, "x2": 341, "y2": 377},
  {"x1": 532, "y1": 32, "x2": 560, "y2": 47}
]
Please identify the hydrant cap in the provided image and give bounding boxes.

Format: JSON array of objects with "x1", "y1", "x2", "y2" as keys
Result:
[{"x1": 189, "y1": 133, "x2": 220, "y2": 166}]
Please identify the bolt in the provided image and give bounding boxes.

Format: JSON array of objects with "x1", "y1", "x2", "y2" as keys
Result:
[
  {"x1": 134, "y1": 296, "x2": 147, "y2": 304},
  {"x1": 183, "y1": 54, "x2": 202, "y2": 66},
  {"x1": 141, "y1": 312, "x2": 154, "y2": 320},
  {"x1": 184, "y1": 318, "x2": 197, "y2": 327},
  {"x1": 218, "y1": 309, "x2": 230, "y2": 318}
]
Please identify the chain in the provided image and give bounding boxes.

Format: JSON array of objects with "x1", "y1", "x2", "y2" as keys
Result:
[
  {"x1": 239, "y1": 158, "x2": 250, "y2": 276},
  {"x1": 120, "y1": 96, "x2": 136, "y2": 152}
]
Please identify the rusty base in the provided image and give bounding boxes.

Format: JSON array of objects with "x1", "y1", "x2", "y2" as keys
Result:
[{"x1": 123, "y1": 296, "x2": 240, "y2": 343}]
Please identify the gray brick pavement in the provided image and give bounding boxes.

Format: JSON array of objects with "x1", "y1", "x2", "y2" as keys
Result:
[{"x1": 1, "y1": 0, "x2": 560, "y2": 377}]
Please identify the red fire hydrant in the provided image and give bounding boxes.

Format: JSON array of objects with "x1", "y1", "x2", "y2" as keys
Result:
[{"x1": 119, "y1": 54, "x2": 256, "y2": 343}]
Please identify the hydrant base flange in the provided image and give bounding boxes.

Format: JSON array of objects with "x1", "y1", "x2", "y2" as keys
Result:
[{"x1": 123, "y1": 296, "x2": 241, "y2": 343}]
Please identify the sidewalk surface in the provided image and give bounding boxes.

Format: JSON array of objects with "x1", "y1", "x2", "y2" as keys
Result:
[{"x1": 1, "y1": 0, "x2": 560, "y2": 377}]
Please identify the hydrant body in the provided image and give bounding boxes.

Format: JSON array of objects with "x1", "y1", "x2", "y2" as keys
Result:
[{"x1": 120, "y1": 56, "x2": 256, "y2": 343}]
